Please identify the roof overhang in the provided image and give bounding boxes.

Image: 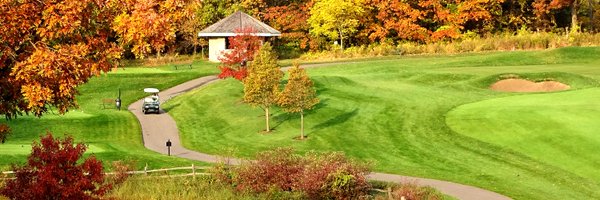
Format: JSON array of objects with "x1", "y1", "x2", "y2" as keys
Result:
[{"x1": 198, "y1": 33, "x2": 282, "y2": 37}]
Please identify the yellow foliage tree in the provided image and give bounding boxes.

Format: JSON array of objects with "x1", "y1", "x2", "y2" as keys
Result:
[
  {"x1": 308, "y1": 0, "x2": 365, "y2": 50},
  {"x1": 278, "y1": 63, "x2": 320, "y2": 140},
  {"x1": 243, "y1": 43, "x2": 283, "y2": 133}
]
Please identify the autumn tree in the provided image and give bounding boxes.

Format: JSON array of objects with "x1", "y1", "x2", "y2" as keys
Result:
[
  {"x1": 278, "y1": 64, "x2": 319, "y2": 140},
  {"x1": 179, "y1": 0, "x2": 203, "y2": 56},
  {"x1": 218, "y1": 27, "x2": 262, "y2": 81},
  {"x1": 243, "y1": 43, "x2": 283, "y2": 132},
  {"x1": 365, "y1": 0, "x2": 428, "y2": 42},
  {"x1": 532, "y1": 0, "x2": 589, "y2": 32},
  {"x1": 0, "y1": 0, "x2": 121, "y2": 131},
  {"x1": 0, "y1": 133, "x2": 115, "y2": 199},
  {"x1": 365, "y1": 0, "x2": 503, "y2": 43},
  {"x1": 543, "y1": 0, "x2": 582, "y2": 32},
  {"x1": 261, "y1": 0, "x2": 319, "y2": 51},
  {"x1": 198, "y1": 0, "x2": 243, "y2": 27},
  {"x1": 0, "y1": 124, "x2": 10, "y2": 144},
  {"x1": 308, "y1": 0, "x2": 366, "y2": 50},
  {"x1": 111, "y1": 0, "x2": 193, "y2": 58}
]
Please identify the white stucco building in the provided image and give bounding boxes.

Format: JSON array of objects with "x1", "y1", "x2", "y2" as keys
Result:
[{"x1": 198, "y1": 11, "x2": 281, "y2": 62}]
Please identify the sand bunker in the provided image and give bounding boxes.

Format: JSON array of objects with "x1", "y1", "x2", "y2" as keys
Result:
[{"x1": 490, "y1": 78, "x2": 570, "y2": 92}]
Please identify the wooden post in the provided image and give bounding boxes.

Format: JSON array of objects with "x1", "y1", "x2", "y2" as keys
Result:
[
  {"x1": 387, "y1": 187, "x2": 392, "y2": 200},
  {"x1": 192, "y1": 164, "x2": 196, "y2": 178},
  {"x1": 144, "y1": 163, "x2": 148, "y2": 176}
]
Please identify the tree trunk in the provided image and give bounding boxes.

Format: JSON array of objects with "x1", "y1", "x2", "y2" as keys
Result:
[
  {"x1": 300, "y1": 111, "x2": 304, "y2": 140},
  {"x1": 193, "y1": 44, "x2": 197, "y2": 56},
  {"x1": 339, "y1": 29, "x2": 344, "y2": 50},
  {"x1": 265, "y1": 107, "x2": 270, "y2": 132},
  {"x1": 589, "y1": 0, "x2": 595, "y2": 31},
  {"x1": 201, "y1": 46, "x2": 205, "y2": 59},
  {"x1": 572, "y1": 0, "x2": 580, "y2": 33}
]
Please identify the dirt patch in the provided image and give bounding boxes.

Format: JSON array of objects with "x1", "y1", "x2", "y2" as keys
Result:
[{"x1": 490, "y1": 78, "x2": 570, "y2": 92}]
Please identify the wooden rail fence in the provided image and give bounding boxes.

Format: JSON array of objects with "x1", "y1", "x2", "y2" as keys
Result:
[{"x1": 1, "y1": 164, "x2": 210, "y2": 180}]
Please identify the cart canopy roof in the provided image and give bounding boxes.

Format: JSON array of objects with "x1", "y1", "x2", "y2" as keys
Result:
[{"x1": 144, "y1": 88, "x2": 159, "y2": 93}]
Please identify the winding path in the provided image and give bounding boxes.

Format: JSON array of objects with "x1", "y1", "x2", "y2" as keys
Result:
[{"x1": 128, "y1": 65, "x2": 511, "y2": 200}]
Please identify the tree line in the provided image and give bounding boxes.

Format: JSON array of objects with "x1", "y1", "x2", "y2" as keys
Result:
[{"x1": 194, "y1": 0, "x2": 599, "y2": 53}]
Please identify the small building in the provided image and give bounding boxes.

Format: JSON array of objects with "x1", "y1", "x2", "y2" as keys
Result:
[{"x1": 198, "y1": 11, "x2": 281, "y2": 62}]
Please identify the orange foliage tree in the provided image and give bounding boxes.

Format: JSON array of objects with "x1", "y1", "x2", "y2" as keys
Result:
[
  {"x1": 0, "y1": 0, "x2": 122, "y2": 122},
  {"x1": 278, "y1": 63, "x2": 319, "y2": 140},
  {"x1": 111, "y1": 0, "x2": 193, "y2": 58},
  {"x1": 255, "y1": 0, "x2": 320, "y2": 51},
  {"x1": 534, "y1": 0, "x2": 582, "y2": 31},
  {"x1": 366, "y1": 0, "x2": 503, "y2": 43},
  {"x1": 366, "y1": 0, "x2": 428, "y2": 42},
  {"x1": 217, "y1": 27, "x2": 262, "y2": 81}
]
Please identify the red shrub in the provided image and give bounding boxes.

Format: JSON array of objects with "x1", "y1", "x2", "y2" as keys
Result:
[
  {"x1": 233, "y1": 148, "x2": 304, "y2": 192},
  {"x1": 391, "y1": 182, "x2": 442, "y2": 200},
  {"x1": 297, "y1": 152, "x2": 371, "y2": 200},
  {"x1": 225, "y1": 148, "x2": 371, "y2": 199},
  {"x1": 0, "y1": 133, "x2": 114, "y2": 200}
]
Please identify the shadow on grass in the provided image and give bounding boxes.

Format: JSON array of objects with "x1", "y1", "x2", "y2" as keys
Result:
[
  {"x1": 311, "y1": 108, "x2": 359, "y2": 131},
  {"x1": 160, "y1": 103, "x2": 181, "y2": 112},
  {"x1": 272, "y1": 98, "x2": 331, "y2": 130}
]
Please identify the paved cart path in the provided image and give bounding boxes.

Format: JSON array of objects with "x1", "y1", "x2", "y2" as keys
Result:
[{"x1": 128, "y1": 64, "x2": 511, "y2": 200}]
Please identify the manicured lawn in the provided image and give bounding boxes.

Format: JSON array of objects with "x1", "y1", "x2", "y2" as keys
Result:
[
  {"x1": 1, "y1": 61, "x2": 219, "y2": 170},
  {"x1": 163, "y1": 47, "x2": 600, "y2": 199},
  {"x1": 446, "y1": 88, "x2": 600, "y2": 183}
]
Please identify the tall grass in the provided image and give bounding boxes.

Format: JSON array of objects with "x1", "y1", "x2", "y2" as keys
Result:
[
  {"x1": 298, "y1": 32, "x2": 600, "y2": 61},
  {"x1": 107, "y1": 175, "x2": 447, "y2": 199}
]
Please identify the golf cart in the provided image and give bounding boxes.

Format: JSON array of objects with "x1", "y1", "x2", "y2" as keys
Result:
[{"x1": 142, "y1": 88, "x2": 160, "y2": 114}]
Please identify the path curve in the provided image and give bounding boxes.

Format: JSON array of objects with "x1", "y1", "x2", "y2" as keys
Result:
[{"x1": 128, "y1": 65, "x2": 511, "y2": 200}]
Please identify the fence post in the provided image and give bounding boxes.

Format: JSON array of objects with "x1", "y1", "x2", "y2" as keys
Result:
[
  {"x1": 144, "y1": 163, "x2": 148, "y2": 176},
  {"x1": 387, "y1": 187, "x2": 393, "y2": 200},
  {"x1": 192, "y1": 164, "x2": 196, "y2": 179}
]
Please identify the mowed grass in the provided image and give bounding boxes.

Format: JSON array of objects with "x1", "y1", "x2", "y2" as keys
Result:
[
  {"x1": 164, "y1": 47, "x2": 600, "y2": 199},
  {"x1": 446, "y1": 88, "x2": 600, "y2": 183},
  {"x1": 1, "y1": 61, "x2": 219, "y2": 170}
]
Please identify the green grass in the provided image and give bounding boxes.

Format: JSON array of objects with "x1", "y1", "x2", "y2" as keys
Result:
[
  {"x1": 446, "y1": 88, "x2": 600, "y2": 183},
  {"x1": 163, "y1": 47, "x2": 600, "y2": 199},
  {"x1": 1, "y1": 61, "x2": 220, "y2": 171}
]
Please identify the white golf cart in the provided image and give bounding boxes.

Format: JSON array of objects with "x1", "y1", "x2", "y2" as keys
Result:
[{"x1": 142, "y1": 88, "x2": 160, "y2": 114}]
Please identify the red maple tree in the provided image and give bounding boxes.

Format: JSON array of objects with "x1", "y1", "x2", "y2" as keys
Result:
[
  {"x1": 0, "y1": 133, "x2": 115, "y2": 199},
  {"x1": 217, "y1": 27, "x2": 262, "y2": 81}
]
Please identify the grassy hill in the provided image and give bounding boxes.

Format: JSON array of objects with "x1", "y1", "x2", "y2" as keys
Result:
[
  {"x1": 1, "y1": 61, "x2": 219, "y2": 170},
  {"x1": 163, "y1": 47, "x2": 600, "y2": 199}
]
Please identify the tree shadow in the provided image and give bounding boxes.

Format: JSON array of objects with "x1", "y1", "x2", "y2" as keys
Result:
[
  {"x1": 309, "y1": 98, "x2": 329, "y2": 113},
  {"x1": 271, "y1": 98, "x2": 331, "y2": 130},
  {"x1": 311, "y1": 108, "x2": 359, "y2": 131},
  {"x1": 272, "y1": 113, "x2": 292, "y2": 130}
]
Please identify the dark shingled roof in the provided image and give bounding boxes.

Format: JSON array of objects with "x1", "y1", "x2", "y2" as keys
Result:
[{"x1": 198, "y1": 11, "x2": 281, "y2": 37}]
